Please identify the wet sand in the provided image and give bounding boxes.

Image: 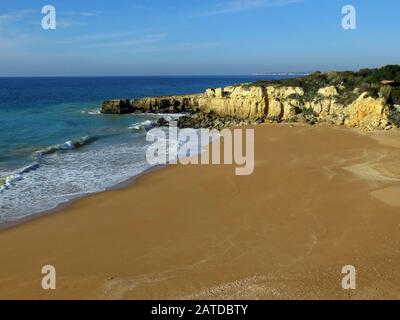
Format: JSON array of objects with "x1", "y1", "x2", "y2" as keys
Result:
[{"x1": 1, "y1": 123, "x2": 400, "y2": 300}]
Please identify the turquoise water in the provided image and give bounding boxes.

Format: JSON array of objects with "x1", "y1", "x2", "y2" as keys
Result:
[{"x1": 0, "y1": 76, "x2": 286, "y2": 223}]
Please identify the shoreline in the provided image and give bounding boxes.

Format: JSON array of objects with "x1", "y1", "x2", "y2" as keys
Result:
[
  {"x1": 0, "y1": 117, "x2": 219, "y2": 231},
  {"x1": 1, "y1": 123, "x2": 400, "y2": 299},
  {"x1": 0, "y1": 162, "x2": 168, "y2": 232},
  {"x1": 1, "y1": 122, "x2": 398, "y2": 232}
]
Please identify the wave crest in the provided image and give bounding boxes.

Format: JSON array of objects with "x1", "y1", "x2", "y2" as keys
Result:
[
  {"x1": 128, "y1": 120, "x2": 156, "y2": 131},
  {"x1": 0, "y1": 163, "x2": 40, "y2": 193},
  {"x1": 81, "y1": 108, "x2": 101, "y2": 115},
  {"x1": 35, "y1": 136, "x2": 96, "y2": 158}
]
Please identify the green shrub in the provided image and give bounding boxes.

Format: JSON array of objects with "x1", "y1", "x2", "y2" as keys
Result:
[
  {"x1": 301, "y1": 108, "x2": 318, "y2": 123},
  {"x1": 336, "y1": 91, "x2": 358, "y2": 105},
  {"x1": 390, "y1": 88, "x2": 400, "y2": 105},
  {"x1": 265, "y1": 115, "x2": 282, "y2": 123},
  {"x1": 365, "y1": 87, "x2": 379, "y2": 99},
  {"x1": 286, "y1": 93, "x2": 304, "y2": 101},
  {"x1": 379, "y1": 85, "x2": 392, "y2": 100},
  {"x1": 245, "y1": 65, "x2": 400, "y2": 106},
  {"x1": 388, "y1": 106, "x2": 400, "y2": 127}
]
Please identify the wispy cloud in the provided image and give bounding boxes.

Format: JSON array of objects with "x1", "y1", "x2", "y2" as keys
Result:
[
  {"x1": 0, "y1": 10, "x2": 36, "y2": 52},
  {"x1": 83, "y1": 33, "x2": 167, "y2": 48},
  {"x1": 0, "y1": 8, "x2": 97, "y2": 29},
  {"x1": 66, "y1": 32, "x2": 142, "y2": 43},
  {"x1": 63, "y1": 11, "x2": 103, "y2": 17},
  {"x1": 57, "y1": 20, "x2": 88, "y2": 28},
  {"x1": 56, "y1": 10, "x2": 101, "y2": 28},
  {"x1": 128, "y1": 42, "x2": 229, "y2": 53},
  {"x1": 200, "y1": 0, "x2": 304, "y2": 16},
  {"x1": 0, "y1": 34, "x2": 36, "y2": 52},
  {"x1": 61, "y1": 31, "x2": 167, "y2": 49},
  {"x1": 130, "y1": 5, "x2": 145, "y2": 9},
  {"x1": 0, "y1": 9, "x2": 33, "y2": 25}
]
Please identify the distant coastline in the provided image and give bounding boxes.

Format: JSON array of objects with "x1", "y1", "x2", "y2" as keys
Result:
[{"x1": 251, "y1": 72, "x2": 311, "y2": 76}]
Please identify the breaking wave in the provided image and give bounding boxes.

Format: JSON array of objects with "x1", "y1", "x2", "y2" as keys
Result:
[
  {"x1": 0, "y1": 163, "x2": 40, "y2": 193},
  {"x1": 1, "y1": 136, "x2": 97, "y2": 193},
  {"x1": 128, "y1": 120, "x2": 156, "y2": 131},
  {"x1": 34, "y1": 136, "x2": 97, "y2": 158},
  {"x1": 81, "y1": 108, "x2": 101, "y2": 115}
]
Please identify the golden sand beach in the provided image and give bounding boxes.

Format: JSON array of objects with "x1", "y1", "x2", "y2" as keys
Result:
[{"x1": 0, "y1": 123, "x2": 400, "y2": 299}]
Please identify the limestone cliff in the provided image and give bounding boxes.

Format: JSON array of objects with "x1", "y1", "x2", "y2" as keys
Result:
[
  {"x1": 101, "y1": 99, "x2": 134, "y2": 114},
  {"x1": 101, "y1": 95, "x2": 201, "y2": 114},
  {"x1": 102, "y1": 84, "x2": 395, "y2": 130},
  {"x1": 132, "y1": 94, "x2": 201, "y2": 113},
  {"x1": 345, "y1": 93, "x2": 390, "y2": 130},
  {"x1": 197, "y1": 86, "x2": 268, "y2": 118}
]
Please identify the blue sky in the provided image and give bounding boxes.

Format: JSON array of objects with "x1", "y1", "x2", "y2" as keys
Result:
[{"x1": 0, "y1": 0, "x2": 399, "y2": 76}]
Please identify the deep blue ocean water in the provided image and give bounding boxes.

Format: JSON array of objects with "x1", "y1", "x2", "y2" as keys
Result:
[{"x1": 0, "y1": 76, "x2": 288, "y2": 223}]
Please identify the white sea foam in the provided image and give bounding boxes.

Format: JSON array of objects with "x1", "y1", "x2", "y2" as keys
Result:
[
  {"x1": 0, "y1": 163, "x2": 40, "y2": 193},
  {"x1": 0, "y1": 127, "x2": 212, "y2": 223},
  {"x1": 155, "y1": 113, "x2": 188, "y2": 121},
  {"x1": 146, "y1": 126, "x2": 217, "y2": 162},
  {"x1": 128, "y1": 113, "x2": 187, "y2": 131},
  {"x1": 0, "y1": 134, "x2": 152, "y2": 223},
  {"x1": 34, "y1": 136, "x2": 95, "y2": 158},
  {"x1": 81, "y1": 108, "x2": 101, "y2": 115},
  {"x1": 134, "y1": 112, "x2": 187, "y2": 121},
  {"x1": 128, "y1": 120, "x2": 155, "y2": 130}
]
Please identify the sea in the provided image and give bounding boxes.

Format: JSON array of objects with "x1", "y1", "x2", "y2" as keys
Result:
[{"x1": 0, "y1": 76, "x2": 290, "y2": 224}]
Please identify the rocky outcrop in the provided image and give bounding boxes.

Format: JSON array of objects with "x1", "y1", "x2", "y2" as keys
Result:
[
  {"x1": 197, "y1": 86, "x2": 268, "y2": 118},
  {"x1": 345, "y1": 93, "x2": 390, "y2": 130},
  {"x1": 317, "y1": 86, "x2": 338, "y2": 97},
  {"x1": 101, "y1": 99, "x2": 134, "y2": 114},
  {"x1": 265, "y1": 86, "x2": 304, "y2": 120},
  {"x1": 102, "y1": 84, "x2": 396, "y2": 131},
  {"x1": 176, "y1": 111, "x2": 265, "y2": 129},
  {"x1": 132, "y1": 95, "x2": 201, "y2": 113},
  {"x1": 101, "y1": 95, "x2": 201, "y2": 114}
]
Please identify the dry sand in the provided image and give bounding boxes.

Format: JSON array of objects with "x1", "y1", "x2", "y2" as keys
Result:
[{"x1": 0, "y1": 123, "x2": 400, "y2": 300}]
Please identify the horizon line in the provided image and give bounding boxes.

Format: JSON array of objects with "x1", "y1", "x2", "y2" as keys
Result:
[{"x1": 0, "y1": 73, "x2": 313, "y2": 78}]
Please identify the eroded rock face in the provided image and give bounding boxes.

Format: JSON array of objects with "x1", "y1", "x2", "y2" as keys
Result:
[
  {"x1": 102, "y1": 84, "x2": 395, "y2": 130},
  {"x1": 266, "y1": 86, "x2": 304, "y2": 119},
  {"x1": 318, "y1": 86, "x2": 338, "y2": 97},
  {"x1": 101, "y1": 99, "x2": 134, "y2": 114},
  {"x1": 132, "y1": 95, "x2": 201, "y2": 113},
  {"x1": 196, "y1": 85, "x2": 307, "y2": 120},
  {"x1": 101, "y1": 95, "x2": 202, "y2": 114},
  {"x1": 345, "y1": 93, "x2": 390, "y2": 130},
  {"x1": 197, "y1": 86, "x2": 269, "y2": 118},
  {"x1": 176, "y1": 111, "x2": 265, "y2": 129}
]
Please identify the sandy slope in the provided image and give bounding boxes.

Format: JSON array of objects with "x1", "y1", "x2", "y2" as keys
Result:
[{"x1": 0, "y1": 123, "x2": 400, "y2": 300}]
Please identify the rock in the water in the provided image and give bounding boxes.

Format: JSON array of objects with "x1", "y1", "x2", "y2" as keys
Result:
[
  {"x1": 132, "y1": 95, "x2": 201, "y2": 113},
  {"x1": 176, "y1": 111, "x2": 264, "y2": 129},
  {"x1": 157, "y1": 117, "x2": 169, "y2": 127},
  {"x1": 177, "y1": 116, "x2": 198, "y2": 128},
  {"x1": 101, "y1": 99, "x2": 134, "y2": 114}
]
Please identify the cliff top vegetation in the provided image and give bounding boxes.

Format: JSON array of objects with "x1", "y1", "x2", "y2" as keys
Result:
[{"x1": 246, "y1": 65, "x2": 400, "y2": 105}]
